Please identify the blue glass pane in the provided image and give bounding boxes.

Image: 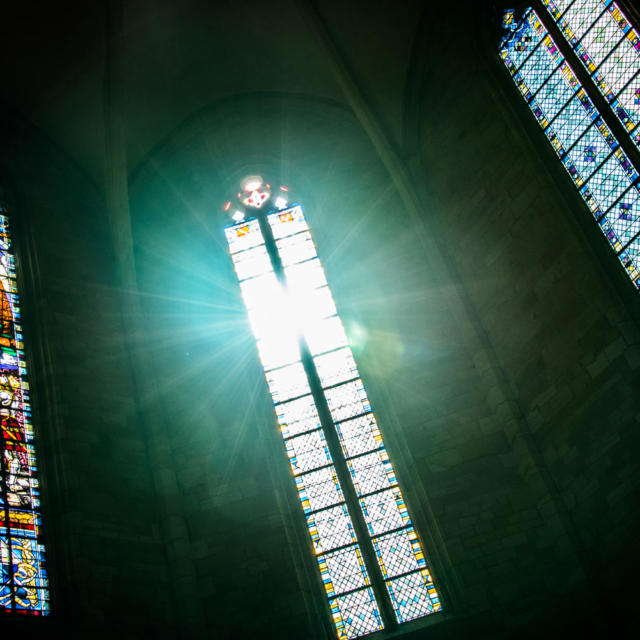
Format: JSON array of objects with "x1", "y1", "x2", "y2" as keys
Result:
[
  {"x1": 501, "y1": 8, "x2": 640, "y2": 291},
  {"x1": 533, "y1": 63, "x2": 579, "y2": 122},
  {"x1": 558, "y1": 0, "x2": 609, "y2": 45},
  {"x1": 500, "y1": 9, "x2": 547, "y2": 74},
  {"x1": 603, "y1": 187, "x2": 640, "y2": 247},
  {"x1": 546, "y1": 91, "x2": 596, "y2": 155},
  {"x1": 564, "y1": 120, "x2": 616, "y2": 183},
  {"x1": 515, "y1": 36, "x2": 561, "y2": 98}
]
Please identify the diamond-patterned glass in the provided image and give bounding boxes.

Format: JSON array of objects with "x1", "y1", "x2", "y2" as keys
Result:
[
  {"x1": 335, "y1": 414, "x2": 383, "y2": 459},
  {"x1": 386, "y1": 570, "x2": 441, "y2": 624},
  {"x1": 603, "y1": 186, "x2": 640, "y2": 246},
  {"x1": 266, "y1": 362, "x2": 310, "y2": 403},
  {"x1": 285, "y1": 429, "x2": 332, "y2": 475},
  {"x1": 615, "y1": 76, "x2": 640, "y2": 131},
  {"x1": 577, "y1": 9, "x2": 625, "y2": 72},
  {"x1": 565, "y1": 121, "x2": 615, "y2": 182},
  {"x1": 295, "y1": 467, "x2": 344, "y2": 514},
  {"x1": 330, "y1": 588, "x2": 384, "y2": 639},
  {"x1": 314, "y1": 347, "x2": 359, "y2": 388},
  {"x1": 226, "y1": 200, "x2": 444, "y2": 633},
  {"x1": 543, "y1": 0, "x2": 640, "y2": 144},
  {"x1": 360, "y1": 488, "x2": 411, "y2": 536},
  {"x1": 542, "y1": 0, "x2": 574, "y2": 18},
  {"x1": 516, "y1": 36, "x2": 561, "y2": 97},
  {"x1": 533, "y1": 63, "x2": 578, "y2": 122},
  {"x1": 347, "y1": 449, "x2": 397, "y2": 497},
  {"x1": 318, "y1": 545, "x2": 370, "y2": 597},
  {"x1": 595, "y1": 36, "x2": 640, "y2": 97},
  {"x1": 276, "y1": 395, "x2": 322, "y2": 438},
  {"x1": 325, "y1": 380, "x2": 371, "y2": 423},
  {"x1": 546, "y1": 91, "x2": 596, "y2": 155},
  {"x1": 372, "y1": 527, "x2": 426, "y2": 579},
  {"x1": 306, "y1": 504, "x2": 358, "y2": 554},
  {"x1": 580, "y1": 153, "x2": 634, "y2": 217},
  {"x1": 559, "y1": 0, "x2": 606, "y2": 44}
]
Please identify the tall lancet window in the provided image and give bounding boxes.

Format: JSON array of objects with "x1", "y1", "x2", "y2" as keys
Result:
[
  {"x1": 0, "y1": 208, "x2": 49, "y2": 615},
  {"x1": 500, "y1": 5, "x2": 640, "y2": 290},
  {"x1": 223, "y1": 178, "x2": 442, "y2": 639}
]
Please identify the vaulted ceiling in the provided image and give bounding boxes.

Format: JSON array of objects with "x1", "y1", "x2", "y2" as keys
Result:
[{"x1": 1, "y1": 0, "x2": 432, "y2": 185}]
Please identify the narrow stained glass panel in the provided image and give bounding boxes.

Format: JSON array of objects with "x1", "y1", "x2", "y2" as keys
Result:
[
  {"x1": 500, "y1": 8, "x2": 547, "y2": 74},
  {"x1": 226, "y1": 199, "x2": 441, "y2": 634},
  {"x1": 266, "y1": 362, "x2": 310, "y2": 403},
  {"x1": 318, "y1": 545, "x2": 370, "y2": 598},
  {"x1": 0, "y1": 212, "x2": 49, "y2": 615},
  {"x1": 534, "y1": 63, "x2": 579, "y2": 121},
  {"x1": 276, "y1": 395, "x2": 322, "y2": 438},
  {"x1": 386, "y1": 570, "x2": 441, "y2": 624},
  {"x1": 295, "y1": 467, "x2": 344, "y2": 514},
  {"x1": 330, "y1": 588, "x2": 384, "y2": 640},
  {"x1": 515, "y1": 35, "x2": 561, "y2": 98},
  {"x1": 225, "y1": 218, "x2": 264, "y2": 254},
  {"x1": 360, "y1": 488, "x2": 411, "y2": 537},
  {"x1": 305, "y1": 315, "x2": 349, "y2": 356},
  {"x1": 604, "y1": 187, "x2": 640, "y2": 247},
  {"x1": 284, "y1": 258, "x2": 327, "y2": 292},
  {"x1": 558, "y1": 0, "x2": 608, "y2": 45},
  {"x1": 306, "y1": 504, "x2": 358, "y2": 554},
  {"x1": 231, "y1": 244, "x2": 272, "y2": 281},
  {"x1": 580, "y1": 151, "x2": 635, "y2": 219},
  {"x1": 268, "y1": 205, "x2": 309, "y2": 239},
  {"x1": 285, "y1": 429, "x2": 332, "y2": 475},
  {"x1": 372, "y1": 527, "x2": 426, "y2": 580},
  {"x1": 595, "y1": 37, "x2": 639, "y2": 100},
  {"x1": 564, "y1": 120, "x2": 615, "y2": 182},
  {"x1": 276, "y1": 231, "x2": 317, "y2": 266},
  {"x1": 226, "y1": 213, "x2": 379, "y2": 639},
  {"x1": 500, "y1": 8, "x2": 640, "y2": 290},
  {"x1": 314, "y1": 348, "x2": 359, "y2": 388},
  {"x1": 543, "y1": 0, "x2": 640, "y2": 144},
  {"x1": 347, "y1": 449, "x2": 397, "y2": 497},
  {"x1": 335, "y1": 414, "x2": 384, "y2": 459},
  {"x1": 546, "y1": 91, "x2": 597, "y2": 156},
  {"x1": 325, "y1": 380, "x2": 371, "y2": 423}
]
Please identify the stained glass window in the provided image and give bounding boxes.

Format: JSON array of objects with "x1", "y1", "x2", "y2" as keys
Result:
[
  {"x1": 225, "y1": 189, "x2": 442, "y2": 638},
  {"x1": 0, "y1": 210, "x2": 49, "y2": 615},
  {"x1": 541, "y1": 0, "x2": 640, "y2": 145},
  {"x1": 500, "y1": 7, "x2": 640, "y2": 290}
]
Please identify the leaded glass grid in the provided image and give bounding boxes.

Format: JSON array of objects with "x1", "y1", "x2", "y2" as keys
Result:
[
  {"x1": 330, "y1": 587, "x2": 384, "y2": 640},
  {"x1": 0, "y1": 211, "x2": 49, "y2": 615},
  {"x1": 542, "y1": 0, "x2": 640, "y2": 146},
  {"x1": 385, "y1": 570, "x2": 441, "y2": 624},
  {"x1": 500, "y1": 7, "x2": 640, "y2": 289},
  {"x1": 318, "y1": 544, "x2": 370, "y2": 597},
  {"x1": 226, "y1": 202, "x2": 443, "y2": 635}
]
